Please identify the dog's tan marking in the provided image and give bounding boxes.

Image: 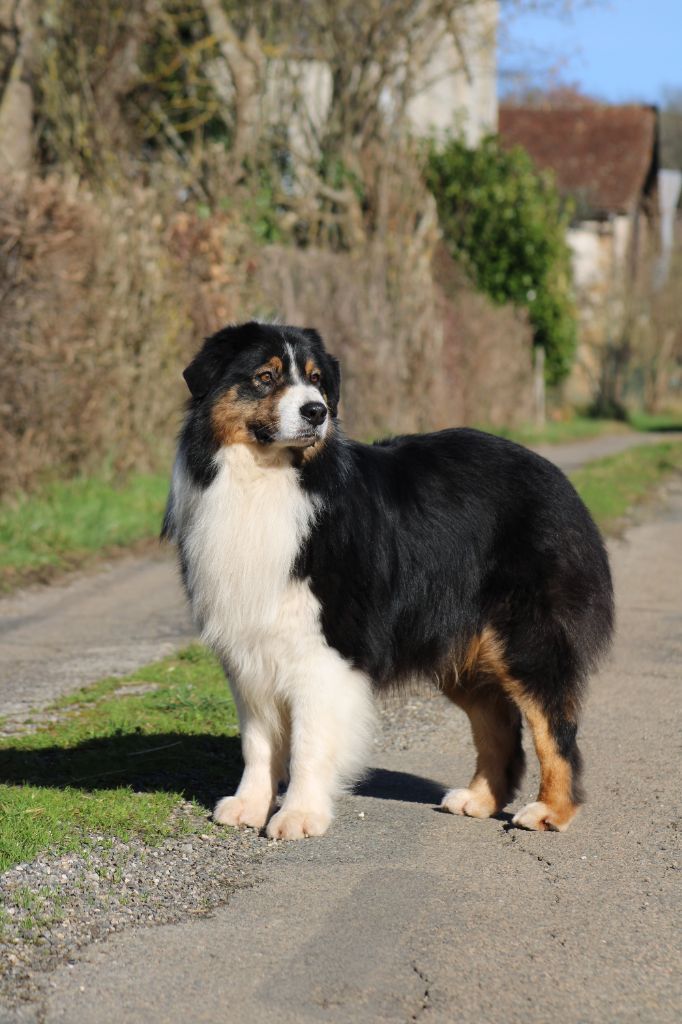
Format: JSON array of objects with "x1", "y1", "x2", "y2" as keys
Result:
[
  {"x1": 212, "y1": 382, "x2": 285, "y2": 448},
  {"x1": 500, "y1": 678, "x2": 580, "y2": 832},
  {"x1": 460, "y1": 625, "x2": 508, "y2": 680},
  {"x1": 256, "y1": 355, "x2": 283, "y2": 379},
  {"x1": 211, "y1": 387, "x2": 254, "y2": 446},
  {"x1": 447, "y1": 626, "x2": 579, "y2": 830},
  {"x1": 304, "y1": 358, "x2": 320, "y2": 379},
  {"x1": 298, "y1": 421, "x2": 334, "y2": 463},
  {"x1": 443, "y1": 679, "x2": 524, "y2": 817}
]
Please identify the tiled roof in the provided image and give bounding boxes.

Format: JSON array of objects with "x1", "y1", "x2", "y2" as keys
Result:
[{"x1": 498, "y1": 105, "x2": 658, "y2": 216}]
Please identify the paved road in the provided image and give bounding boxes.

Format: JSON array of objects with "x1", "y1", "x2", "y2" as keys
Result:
[
  {"x1": 0, "y1": 430, "x2": 677, "y2": 719},
  {"x1": 0, "y1": 552, "x2": 194, "y2": 720},
  {"x1": 7, "y1": 478, "x2": 681, "y2": 1024},
  {"x1": 531, "y1": 428, "x2": 680, "y2": 472}
]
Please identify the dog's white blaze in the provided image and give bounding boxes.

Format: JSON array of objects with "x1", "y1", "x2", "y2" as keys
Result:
[
  {"x1": 275, "y1": 383, "x2": 328, "y2": 442},
  {"x1": 285, "y1": 342, "x2": 301, "y2": 383},
  {"x1": 170, "y1": 444, "x2": 374, "y2": 836}
]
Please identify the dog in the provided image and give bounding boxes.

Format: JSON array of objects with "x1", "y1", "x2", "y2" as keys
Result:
[{"x1": 162, "y1": 321, "x2": 614, "y2": 839}]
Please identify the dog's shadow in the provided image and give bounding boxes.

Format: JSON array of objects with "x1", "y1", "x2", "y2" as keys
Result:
[
  {"x1": 354, "y1": 767, "x2": 446, "y2": 805},
  {"x1": 1, "y1": 734, "x2": 452, "y2": 813},
  {"x1": 355, "y1": 768, "x2": 515, "y2": 825},
  {"x1": 0, "y1": 732, "x2": 244, "y2": 810}
]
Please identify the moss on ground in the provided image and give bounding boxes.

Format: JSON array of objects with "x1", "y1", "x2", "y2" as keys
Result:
[{"x1": 0, "y1": 645, "x2": 238, "y2": 871}]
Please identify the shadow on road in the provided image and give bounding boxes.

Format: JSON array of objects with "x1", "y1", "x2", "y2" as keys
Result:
[
  {"x1": 0, "y1": 732, "x2": 244, "y2": 810},
  {"x1": 355, "y1": 767, "x2": 446, "y2": 805},
  {"x1": 1, "y1": 736, "x2": 448, "y2": 812}
]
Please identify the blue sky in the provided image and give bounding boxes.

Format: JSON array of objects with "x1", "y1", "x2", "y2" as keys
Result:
[{"x1": 500, "y1": 0, "x2": 682, "y2": 105}]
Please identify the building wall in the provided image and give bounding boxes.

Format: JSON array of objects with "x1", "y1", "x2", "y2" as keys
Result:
[
  {"x1": 567, "y1": 216, "x2": 632, "y2": 291},
  {"x1": 406, "y1": 1, "x2": 499, "y2": 144},
  {"x1": 564, "y1": 214, "x2": 636, "y2": 405},
  {"x1": 264, "y1": 1, "x2": 499, "y2": 156}
]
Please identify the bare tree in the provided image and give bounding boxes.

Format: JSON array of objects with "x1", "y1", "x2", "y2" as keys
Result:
[
  {"x1": 200, "y1": 0, "x2": 264, "y2": 174},
  {"x1": 0, "y1": 0, "x2": 37, "y2": 175}
]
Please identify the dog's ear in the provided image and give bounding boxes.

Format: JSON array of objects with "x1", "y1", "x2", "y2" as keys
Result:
[
  {"x1": 182, "y1": 324, "x2": 252, "y2": 398},
  {"x1": 182, "y1": 346, "x2": 222, "y2": 397}
]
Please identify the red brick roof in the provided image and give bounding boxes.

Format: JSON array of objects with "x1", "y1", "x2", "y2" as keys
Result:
[{"x1": 498, "y1": 105, "x2": 657, "y2": 216}]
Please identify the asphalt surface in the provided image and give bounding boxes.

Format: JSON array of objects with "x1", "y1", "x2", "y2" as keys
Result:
[
  {"x1": 0, "y1": 552, "x2": 194, "y2": 720},
  {"x1": 1, "y1": 432, "x2": 681, "y2": 1023}
]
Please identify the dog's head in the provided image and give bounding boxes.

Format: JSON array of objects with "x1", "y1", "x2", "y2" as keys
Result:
[{"x1": 182, "y1": 321, "x2": 340, "y2": 451}]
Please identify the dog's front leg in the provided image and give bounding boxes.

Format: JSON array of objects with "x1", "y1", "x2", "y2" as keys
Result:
[
  {"x1": 266, "y1": 651, "x2": 374, "y2": 840},
  {"x1": 214, "y1": 688, "x2": 285, "y2": 830}
]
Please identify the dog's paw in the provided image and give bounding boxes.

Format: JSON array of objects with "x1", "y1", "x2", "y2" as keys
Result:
[
  {"x1": 213, "y1": 795, "x2": 272, "y2": 830},
  {"x1": 440, "y1": 787, "x2": 496, "y2": 819},
  {"x1": 265, "y1": 808, "x2": 331, "y2": 841},
  {"x1": 512, "y1": 800, "x2": 577, "y2": 832}
]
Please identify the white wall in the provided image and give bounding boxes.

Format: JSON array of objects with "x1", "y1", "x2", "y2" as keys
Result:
[
  {"x1": 406, "y1": 1, "x2": 499, "y2": 144},
  {"x1": 263, "y1": 1, "x2": 500, "y2": 156}
]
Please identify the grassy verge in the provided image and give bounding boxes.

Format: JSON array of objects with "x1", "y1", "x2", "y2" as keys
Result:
[
  {"x1": 625, "y1": 410, "x2": 682, "y2": 433},
  {"x1": 0, "y1": 471, "x2": 170, "y2": 592},
  {"x1": 483, "y1": 415, "x2": 632, "y2": 447},
  {"x1": 0, "y1": 645, "x2": 238, "y2": 871},
  {"x1": 571, "y1": 440, "x2": 682, "y2": 532}
]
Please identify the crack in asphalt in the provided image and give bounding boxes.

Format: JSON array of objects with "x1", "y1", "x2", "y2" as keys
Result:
[
  {"x1": 410, "y1": 962, "x2": 431, "y2": 1020},
  {"x1": 501, "y1": 829, "x2": 563, "y2": 901}
]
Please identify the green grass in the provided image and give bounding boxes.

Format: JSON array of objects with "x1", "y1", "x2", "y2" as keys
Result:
[
  {"x1": 0, "y1": 470, "x2": 170, "y2": 590},
  {"x1": 482, "y1": 415, "x2": 632, "y2": 447},
  {"x1": 0, "y1": 645, "x2": 239, "y2": 871},
  {"x1": 571, "y1": 440, "x2": 682, "y2": 533},
  {"x1": 626, "y1": 410, "x2": 682, "y2": 434}
]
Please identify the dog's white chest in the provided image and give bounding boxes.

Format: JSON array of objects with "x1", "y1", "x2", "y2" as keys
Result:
[{"x1": 176, "y1": 446, "x2": 316, "y2": 658}]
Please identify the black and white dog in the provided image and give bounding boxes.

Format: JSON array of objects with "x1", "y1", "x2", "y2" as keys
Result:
[{"x1": 163, "y1": 321, "x2": 614, "y2": 839}]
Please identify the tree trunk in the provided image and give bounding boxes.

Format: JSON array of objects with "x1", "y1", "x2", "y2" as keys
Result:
[
  {"x1": 0, "y1": 0, "x2": 37, "y2": 176},
  {"x1": 200, "y1": 0, "x2": 264, "y2": 174}
]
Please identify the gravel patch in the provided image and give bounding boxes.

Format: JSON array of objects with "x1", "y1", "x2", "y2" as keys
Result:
[
  {"x1": 0, "y1": 693, "x2": 454, "y2": 1010},
  {"x1": 0, "y1": 802, "x2": 270, "y2": 1009},
  {"x1": 374, "y1": 687, "x2": 456, "y2": 753},
  {"x1": 0, "y1": 684, "x2": 163, "y2": 737}
]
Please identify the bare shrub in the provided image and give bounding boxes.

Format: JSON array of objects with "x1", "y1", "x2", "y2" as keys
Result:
[
  {"x1": 1, "y1": 174, "x2": 534, "y2": 496},
  {"x1": 255, "y1": 242, "x2": 534, "y2": 438},
  {"x1": 433, "y1": 245, "x2": 534, "y2": 427},
  {"x1": 0, "y1": 176, "x2": 253, "y2": 493}
]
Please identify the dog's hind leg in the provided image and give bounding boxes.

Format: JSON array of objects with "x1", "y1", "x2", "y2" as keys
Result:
[
  {"x1": 503, "y1": 679, "x2": 584, "y2": 832},
  {"x1": 441, "y1": 685, "x2": 525, "y2": 819},
  {"x1": 442, "y1": 627, "x2": 583, "y2": 830}
]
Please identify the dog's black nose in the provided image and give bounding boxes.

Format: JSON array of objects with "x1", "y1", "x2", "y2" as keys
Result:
[{"x1": 300, "y1": 401, "x2": 327, "y2": 427}]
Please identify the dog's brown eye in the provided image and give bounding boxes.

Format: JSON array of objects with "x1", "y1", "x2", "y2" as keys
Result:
[
  {"x1": 309, "y1": 371, "x2": 321, "y2": 384},
  {"x1": 257, "y1": 371, "x2": 273, "y2": 385}
]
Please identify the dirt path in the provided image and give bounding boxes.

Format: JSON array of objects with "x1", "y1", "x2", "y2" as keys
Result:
[
  {"x1": 4, "y1": 477, "x2": 680, "y2": 1024},
  {"x1": 531, "y1": 427, "x2": 680, "y2": 472},
  {"x1": 0, "y1": 430, "x2": 677, "y2": 719}
]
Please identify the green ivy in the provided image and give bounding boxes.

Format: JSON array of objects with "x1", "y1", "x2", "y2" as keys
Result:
[{"x1": 425, "y1": 135, "x2": 577, "y2": 384}]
